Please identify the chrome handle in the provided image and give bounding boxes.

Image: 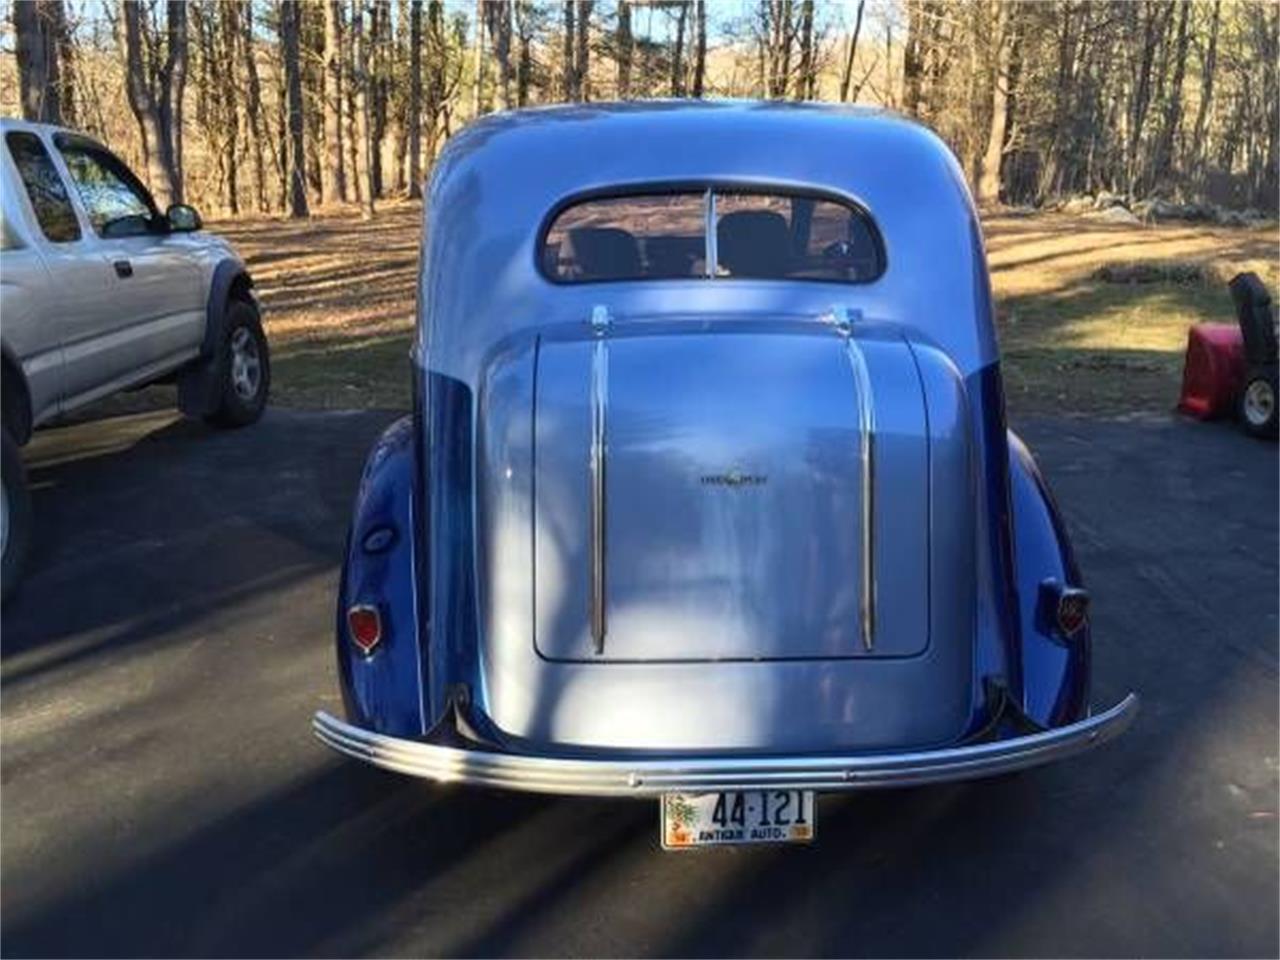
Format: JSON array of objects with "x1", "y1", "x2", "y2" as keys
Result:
[
  {"x1": 830, "y1": 307, "x2": 876, "y2": 652},
  {"x1": 589, "y1": 306, "x2": 611, "y2": 653}
]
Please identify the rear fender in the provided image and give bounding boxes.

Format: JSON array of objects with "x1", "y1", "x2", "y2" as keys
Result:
[
  {"x1": 1008, "y1": 430, "x2": 1090, "y2": 726},
  {"x1": 336, "y1": 416, "x2": 428, "y2": 737}
]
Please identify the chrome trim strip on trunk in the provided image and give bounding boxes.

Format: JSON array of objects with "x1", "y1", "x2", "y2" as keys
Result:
[
  {"x1": 313, "y1": 693, "x2": 1139, "y2": 798},
  {"x1": 589, "y1": 305, "x2": 611, "y2": 653},
  {"x1": 830, "y1": 307, "x2": 876, "y2": 651},
  {"x1": 703, "y1": 188, "x2": 718, "y2": 278}
]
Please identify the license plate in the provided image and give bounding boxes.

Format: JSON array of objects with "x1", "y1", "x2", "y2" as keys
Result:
[{"x1": 661, "y1": 790, "x2": 816, "y2": 849}]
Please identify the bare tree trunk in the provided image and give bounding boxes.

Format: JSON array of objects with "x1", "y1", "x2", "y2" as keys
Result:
[
  {"x1": 575, "y1": 1, "x2": 593, "y2": 101},
  {"x1": 15, "y1": 0, "x2": 61, "y2": 124},
  {"x1": 838, "y1": 0, "x2": 866, "y2": 103},
  {"x1": 368, "y1": 0, "x2": 389, "y2": 197},
  {"x1": 485, "y1": 1, "x2": 513, "y2": 110},
  {"x1": 120, "y1": 0, "x2": 181, "y2": 206},
  {"x1": 515, "y1": 0, "x2": 532, "y2": 105},
  {"x1": 237, "y1": 1, "x2": 268, "y2": 212},
  {"x1": 902, "y1": 0, "x2": 924, "y2": 115},
  {"x1": 1150, "y1": 0, "x2": 1191, "y2": 194},
  {"x1": 345, "y1": 1, "x2": 362, "y2": 205},
  {"x1": 617, "y1": 0, "x2": 632, "y2": 98},
  {"x1": 352, "y1": 0, "x2": 375, "y2": 218},
  {"x1": 562, "y1": 2, "x2": 576, "y2": 100},
  {"x1": 797, "y1": 0, "x2": 815, "y2": 100},
  {"x1": 472, "y1": 0, "x2": 486, "y2": 116},
  {"x1": 424, "y1": 0, "x2": 445, "y2": 163},
  {"x1": 1126, "y1": 1, "x2": 1169, "y2": 197},
  {"x1": 281, "y1": 0, "x2": 310, "y2": 218},
  {"x1": 219, "y1": 1, "x2": 241, "y2": 214},
  {"x1": 692, "y1": 1, "x2": 706, "y2": 98},
  {"x1": 407, "y1": 0, "x2": 422, "y2": 199},
  {"x1": 305, "y1": 6, "x2": 325, "y2": 205},
  {"x1": 1190, "y1": 0, "x2": 1220, "y2": 186},
  {"x1": 974, "y1": 2, "x2": 1011, "y2": 205},
  {"x1": 1253, "y1": 2, "x2": 1279, "y2": 210},
  {"x1": 50, "y1": 0, "x2": 75, "y2": 126},
  {"x1": 765, "y1": 0, "x2": 795, "y2": 98},
  {"x1": 671, "y1": 2, "x2": 687, "y2": 96},
  {"x1": 323, "y1": 0, "x2": 348, "y2": 204},
  {"x1": 163, "y1": 2, "x2": 186, "y2": 201}
]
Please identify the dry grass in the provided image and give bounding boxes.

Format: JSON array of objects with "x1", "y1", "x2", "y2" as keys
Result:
[
  {"x1": 983, "y1": 210, "x2": 1277, "y2": 414},
  {"x1": 208, "y1": 202, "x2": 1278, "y2": 416},
  {"x1": 211, "y1": 201, "x2": 422, "y2": 409}
]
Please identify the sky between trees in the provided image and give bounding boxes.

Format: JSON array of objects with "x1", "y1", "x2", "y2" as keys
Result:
[{"x1": 4, "y1": 1, "x2": 1277, "y2": 220}]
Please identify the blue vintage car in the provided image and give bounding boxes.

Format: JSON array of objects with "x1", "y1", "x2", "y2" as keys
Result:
[{"x1": 314, "y1": 102, "x2": 1137, "y2": 848}]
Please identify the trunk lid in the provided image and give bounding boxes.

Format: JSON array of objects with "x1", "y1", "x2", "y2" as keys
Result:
[{"x1": 531, "y1": 324, "x2": 930, "y2": 663}]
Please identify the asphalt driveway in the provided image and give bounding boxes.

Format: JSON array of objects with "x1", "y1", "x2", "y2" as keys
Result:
[{"x1": 2, "y1": 407, "x2": 1276, "y2": 958}]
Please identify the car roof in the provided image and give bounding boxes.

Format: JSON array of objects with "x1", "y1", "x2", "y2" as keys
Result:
[{"x1": 421, "y1": 99, "x2": 998, "y2": 383}]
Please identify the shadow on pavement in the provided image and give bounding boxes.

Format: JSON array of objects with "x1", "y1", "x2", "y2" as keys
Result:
[{"x1": 1, "y1": 410, "x2": 1275, "y2": 958}]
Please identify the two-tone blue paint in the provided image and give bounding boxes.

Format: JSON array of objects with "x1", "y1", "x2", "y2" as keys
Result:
[
  {"x1": 330, "y1": 102, "x2": 1118, "y2": 762},
  {"x1": 336, "y1": 415, "x2": 425, "y2": 737}
]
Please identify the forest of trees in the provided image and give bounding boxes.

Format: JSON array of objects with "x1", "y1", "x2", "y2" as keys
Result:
[{"x1": 4, "y1": 0, "x2": 1277, "y2": 220}]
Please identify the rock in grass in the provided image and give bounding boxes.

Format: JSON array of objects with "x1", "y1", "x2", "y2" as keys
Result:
[
  {"x1": 1092, "y1": 260, "x2": 1217, "y2": 285},
  {"x1": 1061, "y1": 195, "x2": 1095, "y2": 214},
  {"x1": 1094, "y1": 205, "x2": 1141, "y2": 224}
]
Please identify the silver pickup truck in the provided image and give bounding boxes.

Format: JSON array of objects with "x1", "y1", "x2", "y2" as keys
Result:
[{"x1": 0, "y1": 118, "x2": 270, "y2": 600}]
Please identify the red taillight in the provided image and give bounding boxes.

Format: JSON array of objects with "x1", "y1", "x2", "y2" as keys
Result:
[
  {"x1": 347, "y1": 605, "x2": 382, "y2": 655},
  {"x1": 1056, "y1": 588, "x2": 1090, "y2": 637}
]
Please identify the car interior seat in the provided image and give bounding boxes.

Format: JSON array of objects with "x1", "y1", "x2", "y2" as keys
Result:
[
  {"x1": 716, "y1": 210, "x2": 793, "y2": 278},
  {"x1": 564, "y1": 227, "x2": 643, "y2": 280}
]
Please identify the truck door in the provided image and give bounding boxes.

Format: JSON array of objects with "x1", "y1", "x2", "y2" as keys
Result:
[{"x1": 53, "y1": 136, "x2": 204, "y2": 406}]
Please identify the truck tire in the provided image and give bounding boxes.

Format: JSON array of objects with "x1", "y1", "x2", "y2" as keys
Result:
[
  {"x1": 2, "y1": 430, "x2": 32, "y2": 603},
  {"x1": 205, "y1": 299, "x2": 270, "y2": 428},
  {"x1": 1240, "y1": 370, "x2": 1278, "y2": 440}
]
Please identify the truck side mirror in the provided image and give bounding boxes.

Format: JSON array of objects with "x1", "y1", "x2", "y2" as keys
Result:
[{"x1": 166, "y1": 203, "x2": 203, "y2": 233}]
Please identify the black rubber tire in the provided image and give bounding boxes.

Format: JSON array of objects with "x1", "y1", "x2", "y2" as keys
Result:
[
  {"x1": 204, "y1": 299, "x2": 271, "y2": 428},
  {"x1": 2, "y1": 430, "x2": 32, "y2": 604},
  {"x1": 1239, "y1": 371, "x2": 1279, "y2": 440}
]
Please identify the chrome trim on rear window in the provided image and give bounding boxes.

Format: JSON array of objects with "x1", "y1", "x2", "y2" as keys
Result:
[{"x1": 538, "y1": 182, "x2": 886, "y2": 286}]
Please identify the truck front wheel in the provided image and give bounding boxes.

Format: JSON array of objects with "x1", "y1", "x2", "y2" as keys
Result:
[
  {"x1": 205, "y1": 300, "x2": 271, "y2": 428},
  {"x1": 2, "y1": 429, "x2": 32, "y2": 603}
]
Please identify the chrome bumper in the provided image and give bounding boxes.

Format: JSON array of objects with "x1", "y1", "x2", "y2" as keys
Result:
[{"x1": 313, "y1": 694, "x2": 1137, "y2": 797}]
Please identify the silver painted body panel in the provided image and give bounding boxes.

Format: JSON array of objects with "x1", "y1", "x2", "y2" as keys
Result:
[{"x1": 0, "y1": 118, "x2": 243, "y2": 427}]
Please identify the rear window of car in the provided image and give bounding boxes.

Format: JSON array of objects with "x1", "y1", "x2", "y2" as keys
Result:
[
  {"x1": 5, "y1": 131, "x2": 81, "y2": 243},
  {"x1": 541, "y1": 187, "x2": 883, "y2": 284},
  {"x1": 543, "y1": 193, "x2": 706, "y2": 281}
]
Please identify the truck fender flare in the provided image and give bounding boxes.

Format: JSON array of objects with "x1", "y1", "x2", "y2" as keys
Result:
[
  {"x1": 180, "y1": 260, "x2": 256, "y2": 417},
  {"x1": 201, "y1": 260, "x2": 256, "y2": 359},
  {"x1": 1, "y1": 344, "x2": 33, "y2": 444}
]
